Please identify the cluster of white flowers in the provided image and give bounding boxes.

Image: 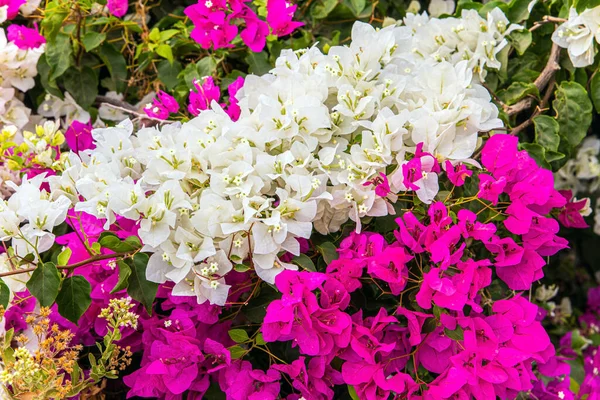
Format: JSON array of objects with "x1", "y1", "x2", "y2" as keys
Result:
[
  {"x1": 555, "y1": 137, "x2": 600, "y2": 235},
  {"x1": 552, "y1": 7, "x2": 600, "y2": 67},
  {"x1": 0, "y1": 172, "x2": 70, "y2": 265},
  {"x1": 0, "y1": 27, "x2": 44, "y2": 131},
  {"x1": 5, "y1": 11, "x2": 519, "y2": 305}
]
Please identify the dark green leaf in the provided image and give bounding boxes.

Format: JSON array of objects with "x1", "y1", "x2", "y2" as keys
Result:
[
  {"x1": 157, "y1": 60, "x2": 182, "y2": 91},
  {"x1": 521, "y1": 143, "x2": 550, "y2": 169},
  {"x1": 98, "y1": 232, "x2": 140, "y2": 253},
  {"x1": 292, "y1": 254, "x2": 316, "y2": 272},
  {"x1": 0, "y1": 279, "x2": 10, "y2": 309},
  {"x1": 312, "y1": 0, "x2": 338, "y2": 18},
  {"x1": 27, "y1": 262, "x2": 61, "y2": 307},
  {"x1": 111, "y1": 261, "x2": 132, "y2": 294},
  {"x1": 317, "y1": 242, "x2": 339, "y2": 265},
  {"x1": 533, "y1": 115, "x2": 560, "y2": 152},
  {"x1": 444, "y1": 326, "x2": 465, "y2": 341},
  {"x1": 82, "y1": 31, "x2": 106, "y2": 52},
  {"x1": 349, "y1": 0, "x2": 366, "y2": 15},
  {"x1": 37, "y1": 54, "x2": 62, "y2": 98},
  {"x1": 245, "y1": 51, "x2": 272, "y2": 75},
  {"x1": 197, "y1": 57, "x2": 217, "y2": 77},
  {"x1": 507, "y1": 0, "x2": 533, "y2": 22},
  {"x1": 98, "y1": 43, "x2": 128, "y2": 93},
  {"x1": 46, "y1": 32, "x2": 72, "y2": 81},
  {"x1": 56, "y1": 276, "x2": 92, "y2": 324},
  {"x1": 553, "y1": 81, "x2": 593, "y2": 147},
  {"x1": 590, "y1": 71, "x2": 600, "y2": 113},
  {"x1": 228, "y1": 329, "x2": 250, "y2": 343},
  {"x1": 499, "y1": 82, "x2": 539, "y2": 106},
  {"x1": 508, "y1": 29, "x2": 532, "y2": 55},
  {"x1": 127, "y1": 253, "x2": 158, "y2": 314},
  {"x1": 63, "y1": 66, "x2": 98, "y2": 110}
]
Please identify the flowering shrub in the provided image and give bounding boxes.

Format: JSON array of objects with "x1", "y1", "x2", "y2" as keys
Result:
[{"x1": 2, "y1": 0, "x2": 600, "y2": 398}]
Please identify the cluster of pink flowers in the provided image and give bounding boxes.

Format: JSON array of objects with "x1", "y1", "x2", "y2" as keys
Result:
[
  {"x1": 143, "y1": 91, "x2": 180, "y2": 120},
  {"x1": 141, "y1": 76, "x2": 244, "y2": 122},
  {"x1": 185, "y1": 0, "x2": 303, "y2": 51},
  {"x1": 188, "y1": 75, "x2": 244, "y2": 120},
  {"x1": 6, "y1": 24, "x2": 45, "y2": 49}
]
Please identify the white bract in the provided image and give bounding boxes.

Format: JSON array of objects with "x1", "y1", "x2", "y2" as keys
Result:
[
  {"x1": 552, "y1": 7, "x2": 600, "y2": 67},
  {"x1": 0, "y1": 28, "x2": 44, "y2": 132},
  {"x1": 4, "y1": 11, "x2": 518, "y2": 305}
]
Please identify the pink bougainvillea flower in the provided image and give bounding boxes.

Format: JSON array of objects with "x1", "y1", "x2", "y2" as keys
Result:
[
  {"x1": 7, "y1": 24, "x2": 45, "y2": 49},
  {"x1": 363, "y1": 172, "x2": 392, "y2": 197},
  {"x1": 107, "y1": 0, "x2": 128, "y2": 17},
  {"x1": 188, "y1": 76, "x2": 221, "y2": 116},
  {"x1": 266, "y1": 0, "x2": 304, "y2": 37},
  {"x1": 478, "y1": 173, "x2": 506, "y2": 205},
  {"x1": 144, "y1": 91, "x2": 179, "y2": 120},
  {"x1": 64, "y1": 120, "x2": 94, "y2": 153},
  {"x1": 0, "y1": 0, "x2": 26, "y2": 20},
  {"x1": 445, "y1": 160, "x2": 473, "y2": 186},
  {"x1": 240, "y1": 15, "x2": 269, "y2": 52},
  {"x1": 186, "y1": 10, "x2": 238, "y2": 50},
  {"x1": 557, "y1": 190, "x2": 590, "y2": 228},
  {"x1": 226, "y1": 76, "x2": 245, "y2": 121}
]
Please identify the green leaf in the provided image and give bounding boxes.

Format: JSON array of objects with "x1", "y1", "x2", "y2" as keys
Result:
[
  {"x1": 159, "y1": 29, "x2": 179, "y2": 42},
  {"x1": 499, "y1": 82, "x2": 539, "y2": 106},
  {"x1": 590, "y1": 71, "x2": 600, "y2": 113},
  {"x1": 508, "y1": 29, "x2": 532, "y2": 55},
  {"x1": 82, "y1": 31, "x2": 106, "y2": 52},
  {"x1": 156, "y1": 44, "x2": 174, "y2": 64},
  {"x1": 26, "y1": 262, "x2": 61, "y2": 307},
  {"x1": 312, "y1": 0, "x2": 337, "y2": 18},
  {"x1": 521, "y1": 143, "x2": 550, "y2": 169},
  {"x1": 111, "y1": 261, "x2": 132, "y2": 294},
  {"x1": 0, "y1": 279, "x2": 10, "y2": 309},
  {"x1": 63, "y1": 66, "x2": 98, "y2": 110},
  {"x1": 98, "y1": 43, "x2": 128, "y2": 93},
  {"x1": 46, "y1": 32, "x2": 72, "y2": 81},
  {"x1": 56, "y1": 276, "x2": 92, "y2": 324},
  {"x1": 229, "y1": 345, "x2": 246, "y2": 359},
  {"x1": 37, "y1": 54, "x2": 62, "y2": 98},
  {"x1": 157, "y1": 60, "x2": 182, "y2": 91},
  {"x1": 317, "y1": 242, "x2": 339, "y2": 265},
  {"x1": 234, "y1": 264, "x2": 250, "y2": 273},
  {"x1": 507, "y1": 0, "x2": 533, "y2": 22},
  {"x1": 57, "y1": 248, "x2": 72, "y2": 267},
  {"x1": 444, "y1": 326, "x2": 465, "y2": 341},
  {"x1": 348, "y1": 385, "x2": 360, "y2": 400},
  {"x1": 245, "y1": 51, "x2": 272, "y2": 75},
  {"x1": 349, "y1": 0, "x2": 366, "y2": 15},
  {"x1": 292, "y1": 254, "x2": 316, "y2": 272},
  {"x1": 127, "y1": 253, "x2": 158, "y2": 314},
  {"x1": 149, "y1": 28, "x2": 161, "y2": 42},
  {"x1": 533, "y1": 115, "x2": 560, "y2": 152},
  {"x1": 228, "y1": 329, "x2": 250, "y2": 343},
  {"x1": 98, "y1": 232, "x2": 140, "y2": 253},
  {"x1": 255, "y1": 332, "x2": 266, "y2": 345},
  {"x1": 553, "y1": 81, "x2": 593, "y2": 147},
  {"x1": 197, "y1": 57, "x2": 217, "y2": 77},
  {"x1": 41, "y1": 7, "x2": 68, "y2": 40},
  {"x1": 479, "y1": 1, "x2": 508, "y2": 17}
]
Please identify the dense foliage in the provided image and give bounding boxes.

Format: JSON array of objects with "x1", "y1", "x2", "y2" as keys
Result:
[{"x1": 2, "y1": 0, "x2": 600, "y2": 399}]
